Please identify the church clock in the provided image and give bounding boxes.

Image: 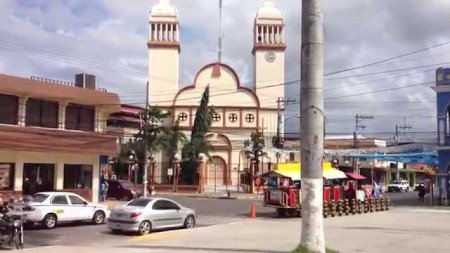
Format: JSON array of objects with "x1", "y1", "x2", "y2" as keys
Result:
[{"x1": 265, "y1": 51, "x2": 276, "y2": 63}]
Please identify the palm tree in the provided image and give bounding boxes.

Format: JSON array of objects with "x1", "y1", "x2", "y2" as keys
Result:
[{"x1": 163, "y1": 120, "x2": 187, "y2": 168}]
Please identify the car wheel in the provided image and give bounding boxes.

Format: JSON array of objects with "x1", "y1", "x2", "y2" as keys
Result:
[
  {"x1": 138, "y1": 221, "x2": 151, "y2": 235},
  {"x1": 184, "y1": 215, "x2": 196, "y2": 229},
  {"x1": 92, "y1": 211, "x2": 106, "y2": 225},
  {"x1": 43, "y1": 214, "x2": 57, "y2": 229}
]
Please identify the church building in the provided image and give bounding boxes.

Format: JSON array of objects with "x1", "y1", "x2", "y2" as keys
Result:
[{"x1": 148, "y1": 0, "x2": 287, "y2": 191}]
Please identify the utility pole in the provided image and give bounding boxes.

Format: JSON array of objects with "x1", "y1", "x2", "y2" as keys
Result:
[
  {"x1": 275, "y1": 97, "x2": 296, "y2": 148},
  {"x1": 143, "y1": 81, "x2": 150, "y2": 198},
  {"x1": 394, "y1": 117, "x2": 412, "y2": 144},
  {"x1": 218, "y1": 0, "x2": 223, "y2": 63},
  {"x1": 353, "y1": 114, "x2": 374, "y2": 173},
  {"x1": 300, "y1": 0, "x2": 325, "y2": 252}
]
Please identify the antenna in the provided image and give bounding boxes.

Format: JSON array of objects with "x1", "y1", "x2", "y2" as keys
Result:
[{"x1": 218, "y1": 0, "x2": 223, "y2": 63}]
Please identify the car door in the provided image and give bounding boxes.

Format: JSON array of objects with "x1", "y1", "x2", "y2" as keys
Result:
[
  {"x1": 68, "y1": 195, "x2": 92, "y2": 220},
  {"x1": 151, "y1": 200, "x2": 183, "y2": 228},
  {"x1": 50, "y1": 195, "x2": 71, "y2": 221}
]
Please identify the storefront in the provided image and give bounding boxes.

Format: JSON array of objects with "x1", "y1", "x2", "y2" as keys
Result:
[{"x1": 0, "y1": 124, "x2": 117, "y2": 202}]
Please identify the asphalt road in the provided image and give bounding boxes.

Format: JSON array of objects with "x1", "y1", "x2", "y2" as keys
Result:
[
  {"x1": 21, "y1": 197, "x2": 273, "y2": 250},
  {"x1": 20, "y1": 192, "x2": 427, "y2": 250}
]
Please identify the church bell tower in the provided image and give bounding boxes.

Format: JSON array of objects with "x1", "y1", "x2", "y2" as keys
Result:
[
  {"x1": 253, "y1": 0, "x2": 286, "y2": 109},
  {"x1": 148, "y1": 0, "x2": 180, "y2": 107}
]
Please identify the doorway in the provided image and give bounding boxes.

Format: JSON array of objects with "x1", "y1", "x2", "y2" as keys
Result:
[
  {"x1": 207, "y1": 156, "x2": 227, "y2": 186},
  {"x1": 23, "y1": 163, "x2": 55, "y2": 194}
]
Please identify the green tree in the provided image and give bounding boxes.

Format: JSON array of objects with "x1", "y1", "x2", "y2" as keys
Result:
[
  {"x1": 115, "y1": 107, "x2": 170, "y2": 183},
  {"x1": 162, "y1": 120, "x2": 187, "y2": 168},
  {"x1": 181, "y1": 85, "x2": 214, "y2": 183},
  {"x1": 249, "y1": 129, "x2": 266, "y2": 173}
]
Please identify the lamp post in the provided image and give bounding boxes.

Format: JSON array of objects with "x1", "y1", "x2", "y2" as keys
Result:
[
  {"x1": 172, "y1": 154, "x2": 181, "y2": 192},
  {"x1": 370, "y1": 162, "x2": 374, "y2": 186}
]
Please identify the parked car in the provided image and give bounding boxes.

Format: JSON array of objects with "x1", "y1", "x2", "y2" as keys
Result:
[
  {"x1": 108, "y1": 197, "x2": 197, "y2": 235},
  {"x1": 387, "y1": 180, "x2": 410, "y2": 192},
  {"x1": 107, "y1": 180, "x2": 140, "y2": 201},
  {"x1": 10, "y1": 192, "x2": 109, "y2": 229}
]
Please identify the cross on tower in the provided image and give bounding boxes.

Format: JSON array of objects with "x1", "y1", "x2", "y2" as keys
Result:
[
  {"x1": 245, "y1": 114, "x2": 255, "y2": 123},
  {"x1": 228, "y1": 113, "x2": 238, "y2": 123}
]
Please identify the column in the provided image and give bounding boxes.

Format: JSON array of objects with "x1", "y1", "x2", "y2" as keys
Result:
[
  {"x1": 175, "y1": 24, "x2": 179, "y2": 41},
  {"x1": 169, "y1": 23, "x2": 173, "y2": 41},
  {"x1": 92, "y1": 162, "x2": 100, "y2": 203},
  {"x1": 55, "y1": 162, "x2": 64, "y2": 190},
  {"x1": 58, "y1": 102, "x2": 67, "y2": 130},
  {"x1": 276, "y1": 26, "x2": 280, "y2": 43},
  {"x1": 17, "y1": 96, "x2": 28, "y2": 126},
  {"x1": 14, "y1": 160, "x2": 24, "y2": 192},
  {"x1": 94, "y1": 108, "x2": 104, "y2": 133}
]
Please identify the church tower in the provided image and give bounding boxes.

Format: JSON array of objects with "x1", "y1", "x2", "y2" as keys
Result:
[
  {"x1": 148, "y1": 0, "x2": 180, "y2": 107},
  {"x1": 253, "y1": 0, "x2": 286, "y2": 109}
]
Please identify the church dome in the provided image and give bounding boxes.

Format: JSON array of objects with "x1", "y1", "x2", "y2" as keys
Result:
[
  {"x1": 151, "y1": 0, "x2": 178, "y2": 17},
  {"x1": 256, "y1": 0, "x2": 283, "y2": 20}
]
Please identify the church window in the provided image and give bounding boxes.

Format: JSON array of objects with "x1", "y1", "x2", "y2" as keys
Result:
[
  {"x1": 212, "y1": 113, "x2": 221, "y2": 122},
  {"x1": 178, "y1": 112, "x2": 188, "y2": 122},
  {"x1": 245, "y1": 114, "x2": 255, "y2": 123},
  {"x1": 228, "y1": 113, "x2": 238, "y2": 123}
]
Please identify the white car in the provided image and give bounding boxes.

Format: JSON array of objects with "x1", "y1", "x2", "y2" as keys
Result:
[
  {"x1": 388, "y1": 180, "x2": 410, "y2": 192},
  {"x1": 10, "y1": 192, "x2": 110, "y2": 229}
]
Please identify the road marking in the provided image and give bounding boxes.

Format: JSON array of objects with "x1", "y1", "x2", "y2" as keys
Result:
[
  {"x1": 410, "y1": 209, "x2": 450, "y2": 214},
  {"x1": 129, "y1": 231, "x2": 180, "y2": 242}
]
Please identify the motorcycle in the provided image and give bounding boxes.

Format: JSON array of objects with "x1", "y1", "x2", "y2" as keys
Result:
[{"x1": 0, "y1": 204, "x2": 24, "y2": 250}]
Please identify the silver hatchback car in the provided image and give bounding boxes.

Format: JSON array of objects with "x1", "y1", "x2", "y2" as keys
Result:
[{"x1": 107, "y1": 197, "x2": 197, "y2": 235}]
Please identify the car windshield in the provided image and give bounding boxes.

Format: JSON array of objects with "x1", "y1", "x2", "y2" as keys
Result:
[
  {"x1": 32, "y1": 194, "x2": 49, "y2": 203},
  {"x1": 120, "y1": 181, "x2": 135, "y2": 189},
  {"x1": 127, "y1": 198, "x2": 152, "y2": 207}
]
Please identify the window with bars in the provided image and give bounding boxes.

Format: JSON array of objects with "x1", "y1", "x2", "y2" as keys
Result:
[
  {"x1": 65, "y1": 103, "x2": 95, "y2": 131},
  {"x1": 0, "y1": 94, "x2": 18, "y2": 125},
  {"x1": 25, "y1": 98, "x2": 58, "y2": 128}
]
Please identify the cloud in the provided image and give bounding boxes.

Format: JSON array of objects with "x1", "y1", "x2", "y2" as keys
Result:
[{"x1": 0, "y1": 0, "x2": 449, "y2": 143}]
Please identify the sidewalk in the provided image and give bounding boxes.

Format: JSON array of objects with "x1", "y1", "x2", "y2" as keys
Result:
[{"x1": 21, "y1": 207, "x2": 450, "y2": 253}]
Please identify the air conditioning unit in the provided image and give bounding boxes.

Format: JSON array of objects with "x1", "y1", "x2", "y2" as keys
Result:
[{"x1": 75, "y1": 73, "x2": 97, "y2": 90}]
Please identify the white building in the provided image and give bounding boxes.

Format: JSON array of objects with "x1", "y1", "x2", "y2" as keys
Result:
[{"x1": 148, "y1": 0, "x2": 286, "y2": 190}]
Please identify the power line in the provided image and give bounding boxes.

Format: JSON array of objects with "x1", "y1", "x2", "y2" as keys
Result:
[{"x1": 324, "y1": 40, "x2": 450, "y2": 76}]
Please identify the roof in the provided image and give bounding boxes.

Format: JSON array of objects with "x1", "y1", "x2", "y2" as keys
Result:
[
  {"x1": 273, "y1": 162, "x2": 347, "y2": 180},
  {"x1": 0, "y1": 124, "x2": 117, "y2": 156},
  {"x1": 345, "y1": 173, "x2": 366, "y2": 181},
  {"x1": 151, "y1": 0, "x2": 178, "y2": 18},
  {"x1": 256, "y1": 0, "x2": 283, "y2": 20},
  {"x1": 0, "y1": 74, "x2": 120, "y2": 113}
]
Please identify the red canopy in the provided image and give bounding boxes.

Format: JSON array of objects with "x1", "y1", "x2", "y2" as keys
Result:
[{"x1": 345, "y1": 172, "x2": 366, "y2": 180}]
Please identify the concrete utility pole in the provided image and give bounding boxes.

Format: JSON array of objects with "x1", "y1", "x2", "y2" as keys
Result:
[
  {"x1": 143, "y1": 81, "x2": 150, "y2": 198},
  {"x1": 353, "y1": 114, "x2": 374, "y2": 173},
  {"x1": 276, "y1": 97, "x2": 296, "y2": 144},
  {"x1": 300, "y1": 0, "x2": 325, "y2": 252},
  {"x1": 394, "y1": 117, "x2": 412, "y2": 144}
]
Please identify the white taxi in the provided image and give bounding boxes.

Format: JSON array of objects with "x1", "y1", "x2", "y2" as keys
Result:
[{"x1": 10, "y1": 192, "x2": 110, "y2": 229}]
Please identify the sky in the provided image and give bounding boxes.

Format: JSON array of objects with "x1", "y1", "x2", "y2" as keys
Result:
[{"x1": 1, "y1": 0, "x2": 449, "y2": 143}]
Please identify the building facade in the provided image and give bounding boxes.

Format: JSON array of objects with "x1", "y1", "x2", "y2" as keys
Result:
[
  {"x1": 0, "y1": 73, "x2": 120, "y2": 202},
  {"x1": 147, "y1": 0, "x2": 286, "y2": 190},
  {"x1": 433, "y1": 67, "x2": 450, "y2": 204}
]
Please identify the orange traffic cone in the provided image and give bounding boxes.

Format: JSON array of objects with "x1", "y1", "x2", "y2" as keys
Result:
[{"x1": 250, "y1": 202, "x2": 256, "y2": 218}]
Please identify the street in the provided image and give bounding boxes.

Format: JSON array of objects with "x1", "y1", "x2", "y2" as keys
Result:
[{"x1": 20, "y1": 191, "x2": 430, "y2": 250}]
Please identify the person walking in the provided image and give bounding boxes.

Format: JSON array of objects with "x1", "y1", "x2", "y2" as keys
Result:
[
  {"x1": 418, "y1": 183, "x2": 426, "y2": 203},
  {"x1": 100, "y1": 177, "x2": 109, "y2": 202}
]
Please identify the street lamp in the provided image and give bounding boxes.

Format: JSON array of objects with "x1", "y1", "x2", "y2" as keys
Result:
[
  {"x1": 370, "y1": 162, "x2": 374, "y2": 186},
  {"x1": 273, "y1": 114, "x2": 301, "y2": 149}
]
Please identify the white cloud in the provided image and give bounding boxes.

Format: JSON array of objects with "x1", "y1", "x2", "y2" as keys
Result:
[{"x1": 0, "y1": 0, "x2": 449, "y2": 142}]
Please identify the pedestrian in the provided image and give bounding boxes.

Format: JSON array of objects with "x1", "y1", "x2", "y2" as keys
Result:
[
  {"x1": 418, "y1": 183, "x2": 426, "y2": 203},
  {"x1": 100, "y1": 178, "x2": 109, "y2": 202}
]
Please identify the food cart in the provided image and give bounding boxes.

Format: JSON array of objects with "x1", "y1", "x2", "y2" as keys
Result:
[{"x1": 262, "y1": 162, "x2": 347, "y2": 217}]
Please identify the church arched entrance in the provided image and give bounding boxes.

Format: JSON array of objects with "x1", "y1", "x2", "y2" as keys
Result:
[{"x1": 207, "y1": 156, "x2": 227, "y2": 186}]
